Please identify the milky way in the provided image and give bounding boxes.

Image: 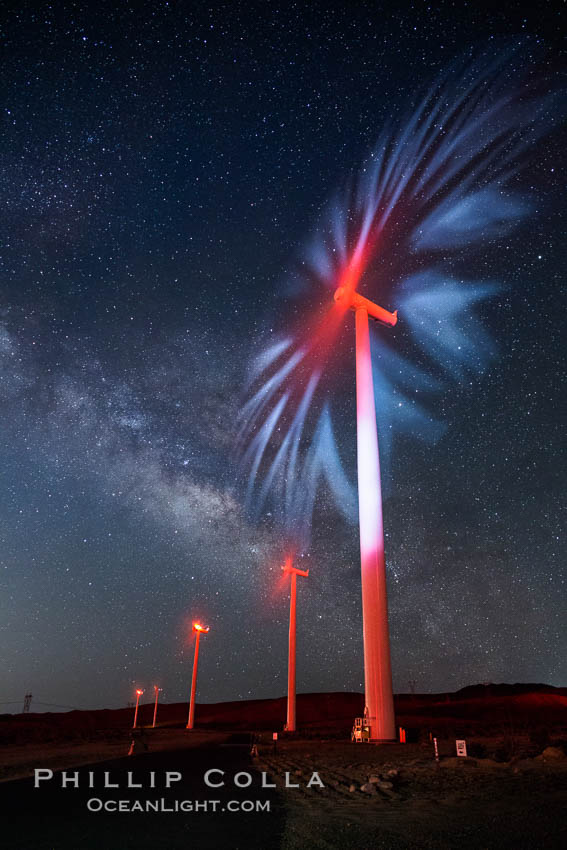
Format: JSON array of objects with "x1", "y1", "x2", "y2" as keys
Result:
[{"x1": 0, "y1": 2, "x2": 565, "y2": 712}]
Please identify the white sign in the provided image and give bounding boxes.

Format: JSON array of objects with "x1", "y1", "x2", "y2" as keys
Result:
[{"x1": 456, "y1": 739, "x2": 467, "y2": 757}]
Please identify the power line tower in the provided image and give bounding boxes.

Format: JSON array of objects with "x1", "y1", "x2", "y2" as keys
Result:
[{"x1": 22, "y1": 693, "x2": 32, "y2": 713}]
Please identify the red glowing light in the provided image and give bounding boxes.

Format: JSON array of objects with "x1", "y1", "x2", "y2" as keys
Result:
[
  {"x1": 135, "y1": 689, "x2": 143, "y2": 696},
  {"x1": 193, "y1": 622, "x2": 210, "y2": 633},
  {"x1": 281, "y1": 554, "x2": 293, "y2": 573}
]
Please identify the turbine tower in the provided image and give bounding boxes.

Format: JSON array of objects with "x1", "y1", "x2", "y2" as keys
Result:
[
  {"x1": 187, "y1": 622, "x2": 210, "y2": 730},
  {"x1": 282, "y1": 556, "x2": 309, "y2": 732},
  {"x1": 334, "y1": 284, "x2": 397, "y2": 742},
  {"x1": 133, "y1": 688, "x2": 144, "y2": 729}
]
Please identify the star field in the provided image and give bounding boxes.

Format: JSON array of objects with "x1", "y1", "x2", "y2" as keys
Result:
[{"x1": 0, "y1": 1, "x2": 565, "y2": 712}]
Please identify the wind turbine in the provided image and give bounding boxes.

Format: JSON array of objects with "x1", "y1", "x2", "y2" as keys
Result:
[
  {"x1": 334, "y1": 284, "x2": 397, "y2": 742},
  {"x1": 132, "y1": 688, "x2": 144, "y2": 729},
  {"x1": 281, "y1": 556, "x2": 309, "y2": 733},
  {"x1": 152, "y1": 685, "x2": 162, "y2": 728},
  {"x1": 187, "y1": 622, "x2": 210, "y2": 730},
  {"x1": 238, "y1": 46, "x2": 561, "y2": 743}
]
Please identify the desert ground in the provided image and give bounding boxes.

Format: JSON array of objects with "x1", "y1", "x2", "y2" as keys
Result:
[{"x1": 2, "y1": 684, "x2": 566, "y2": 849}]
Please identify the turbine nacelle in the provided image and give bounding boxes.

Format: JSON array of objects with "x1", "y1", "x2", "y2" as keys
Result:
[
  {"x1": 334, "y1": 286, "x2": 398, "y2": 327},
  {"x1": 281, "y1": 556, "x2": 309, "y2": 578}
]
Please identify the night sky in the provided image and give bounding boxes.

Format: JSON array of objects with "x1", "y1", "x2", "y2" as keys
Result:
[{"x1": 1, "y1": 1, "x2": 565, "y2": 714}]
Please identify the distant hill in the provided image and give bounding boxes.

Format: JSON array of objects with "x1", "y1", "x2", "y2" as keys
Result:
[
  {"x1": 1, "y1": 683, "x2": 566, "y2": 744},
  {"x1": 453, "y1": 682, "x2": 566, "y2": 699}
]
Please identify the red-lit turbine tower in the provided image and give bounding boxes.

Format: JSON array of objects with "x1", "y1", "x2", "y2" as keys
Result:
[
  {"x1": 187, "y1": 622, "x2": 209, "y2": 730},
  {"x1": 132, "y1": 688, "x2": 144, "y2": 729},
  {"x1": 334, "y1": 285, "x2": 398, "y2": 742},
  {"x1": 282, "y1": 557, "x2": 309, "y2": 732}
]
